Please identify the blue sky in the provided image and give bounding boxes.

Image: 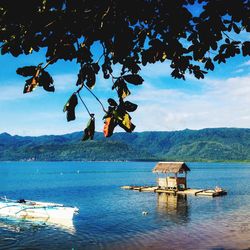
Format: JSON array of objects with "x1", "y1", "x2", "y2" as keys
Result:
[{"x1": 1, "y1": 36, "x2": 250, "y2": 136}]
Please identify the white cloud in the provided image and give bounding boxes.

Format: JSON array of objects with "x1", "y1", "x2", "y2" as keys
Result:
[
  {"x1": 0, "y1": 73, "x2": 77, "y2": 102},
  {"x1": 94, "y1": 62, "x2": 172, "y2": 91},
  {"x1": 130, "y1": 75, "x2": 250, "y2": 131},
  {"x1": 0, "y1": 86, "x2": 22, "y2": 101},
  {"x1": 95, "y1": 73, "x2": 113, "y2": 91},
  {"x1": 140, "y1": 61, "x2": 171, "y2": 79},
  {"x1": 53, "y1": 74, "x2": 77, "y2": 91},
  {"x1": 240, "y1": 60, "x2": 250, "y2": 67},
  {"x1": 0, "y1": 85, "x2": 38, "y2": 101},
  {"x1": 2, "y1": 65, "x2": 250, "y2": 135},
  {"x1": 233, "y1": 68, "x2": 244, "y2": 74}
]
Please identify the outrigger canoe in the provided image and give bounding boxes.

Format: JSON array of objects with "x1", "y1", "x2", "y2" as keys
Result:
[{"x1": 0, "y1": 197, "x2": 79, "y2": 220}]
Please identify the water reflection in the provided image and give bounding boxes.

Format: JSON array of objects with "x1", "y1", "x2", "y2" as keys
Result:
[
  {"x1": 0, "y1": 216, "x2": 76, "y2": 235},
  {"x1": 156, "y1": 193, "x2": 189, "y2": 224}
]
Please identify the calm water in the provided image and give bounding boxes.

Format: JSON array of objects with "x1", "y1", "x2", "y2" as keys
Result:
[{"x1": 0, "y1": 162, "x2": 250, "y2": 250}]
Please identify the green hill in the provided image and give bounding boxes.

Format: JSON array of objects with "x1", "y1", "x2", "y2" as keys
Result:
[{"x1": 0, "y1": 128, "x2": 250, "y2": 162}]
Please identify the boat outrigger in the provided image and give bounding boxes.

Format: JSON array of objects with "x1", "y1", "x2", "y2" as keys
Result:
[{"x1": 0, "y1": 197, "x2": 79, "y2": 220}]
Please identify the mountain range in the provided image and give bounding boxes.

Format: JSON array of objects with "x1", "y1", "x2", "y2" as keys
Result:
[{"x1": 0, "y1": 128, "x2": 250, "y2": 162}]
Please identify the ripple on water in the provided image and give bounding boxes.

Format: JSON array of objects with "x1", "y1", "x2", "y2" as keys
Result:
[
  {"x1": 108, "y1": 206, "x2": 250, "y2": 250},
  {"x1": 1, "y1": 162, "x2": 250, "y2": 249}
]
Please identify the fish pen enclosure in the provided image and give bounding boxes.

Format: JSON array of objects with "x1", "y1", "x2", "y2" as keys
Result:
[{"x1": 121, "y1": 162, "x2": 227, "y2": 197}]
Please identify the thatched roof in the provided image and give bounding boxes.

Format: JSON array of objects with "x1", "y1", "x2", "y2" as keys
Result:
[{"x1": 152, "y1": 162, "x2": 190, "y2": 174}]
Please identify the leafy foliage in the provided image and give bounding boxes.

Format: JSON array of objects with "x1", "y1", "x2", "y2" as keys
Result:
[
  {"x1": 76, "y1": 63, "x2": 100, "y2": 89},
  {"x1": 1, "y1": 1, "x2": 250, "y2": 138},
  {"x1": 17, "y1": 64, "x2": 55, "y2": 93},
  {"x1": 103, "y1": 96, "x2": 136, "y2": 137}
]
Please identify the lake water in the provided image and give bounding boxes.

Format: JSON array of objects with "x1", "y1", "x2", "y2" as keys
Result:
[{"x1": 0, "y1": 162, "x2": 249, "y2": 250}]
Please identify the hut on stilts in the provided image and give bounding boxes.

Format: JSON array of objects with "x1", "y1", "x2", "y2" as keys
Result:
[
  {"x1": 152, "y1": 162, "x2": 190, "y2": 191},
  {"x1": 121, "y1": 162, "x2": 227, "y2": 197}
]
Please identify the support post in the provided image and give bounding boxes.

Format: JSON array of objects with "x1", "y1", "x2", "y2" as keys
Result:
[
  {"x1": 185, "y1": 171, "x2": 187, "y2": 189},
  {"x1": 175, "y1": 173, "x2": 178, "y2": 190}
]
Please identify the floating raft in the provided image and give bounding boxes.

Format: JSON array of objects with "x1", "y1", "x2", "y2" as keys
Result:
[{"x1": 121, "y1": 186, "x2": 227, "y2": 197}]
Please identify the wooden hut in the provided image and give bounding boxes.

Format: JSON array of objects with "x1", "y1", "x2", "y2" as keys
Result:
[{"x1": 152, "y1": 162, "x2": 190, "y2": 191}]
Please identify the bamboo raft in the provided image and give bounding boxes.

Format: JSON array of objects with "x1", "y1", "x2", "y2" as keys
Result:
[
  {"x1": 122, "y1": 162, "x2": 227, "y2": 197},
  {"x1": 121, "y1": 186, "x2": 227, "y2": 197}
]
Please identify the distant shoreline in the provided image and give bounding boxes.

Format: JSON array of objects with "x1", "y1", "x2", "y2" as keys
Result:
[
  {"x1": 1, "y1": 160, "x2": 250, "y2": 163},
  {"x1": 1, "y1": 128, "x2": 250, "y2": 162}
]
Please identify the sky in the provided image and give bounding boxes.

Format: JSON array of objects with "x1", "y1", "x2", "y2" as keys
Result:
[{"x1": 1, "y1": 36, "x2": 250, "y2": 136}]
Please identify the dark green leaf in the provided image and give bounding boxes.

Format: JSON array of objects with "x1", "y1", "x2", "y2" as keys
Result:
[
  {"x1": 82, "y1": 116, "x2": 95, "y2": 141},
  {"x1": 39, "y1": 70, "x2": 55, "y2": 92},
  {"x1": 92, "y1": 63, "x2": 100, "y2": 74},
  {"x1": 112, "y1": 78, "x2": 122, "y2": 90},
  {"x1": 77, "y1": 46, "x2": 93, "y2": 63},
  {"x1": 123, "y1": 74, "x2": 144, "y2": 85},
  {"x1": 23, "y1": 78, "x2": 33, "y2": 93},
  {"x1": 118, "y1": 83, "x2": 130, "y2": 99},
  {"x1": 86, "y1": 67, "x2": 96, "y2": 89},
  {"x1": 123, "y1": 101, "x2": 138, "y2": 112},
  {"x1": 242, "y1": 42, "x2": 250, "y2": 56},
  {"x1": 16, "y1": 66, "x2": 37, "y2": 77},
  {"x1": 103, "y1": 117, "x2": 117, "y2": 137},
  {"x1": 205, "y1": 58, "x2": 214, "y2": 71},
  {"x1": 232, "y1": 23, "x2": 240, "y2": 34},
  {"x1": 63, "y1": 93, "x2": 78, "y2": 121},
  {"x1": 117, "y1": 113, "x2": 135, "y2": 132},
  {"x1": 108, "y1": 98, "x2": 118, "y2": 107},
  {"x1": 76, "y1": 66, "x2": 87, "y2": 86},
  {"x1": 112, "y1": 78, "x2": 131, "y2": 99},
  {"x1": 23, "y1": 76, "x2": 39, "y2": 93},
  {"x1": 77, "y1": 64, "x2": 96, "y2": 89}
]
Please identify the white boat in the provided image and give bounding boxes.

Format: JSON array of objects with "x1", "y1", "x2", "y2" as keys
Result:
[{"x1": 0, "y1": 197, "x2": 79, "y2": 220}]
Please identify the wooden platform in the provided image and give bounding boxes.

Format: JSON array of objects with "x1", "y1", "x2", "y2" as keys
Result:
[{"x1": 121, "y1": 186, "x2": 227, "y2": 197}]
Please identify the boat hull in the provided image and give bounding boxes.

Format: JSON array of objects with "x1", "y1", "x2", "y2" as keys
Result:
[{"x1": 0, "y1": 200, "x2": 78, "y2": 220}]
